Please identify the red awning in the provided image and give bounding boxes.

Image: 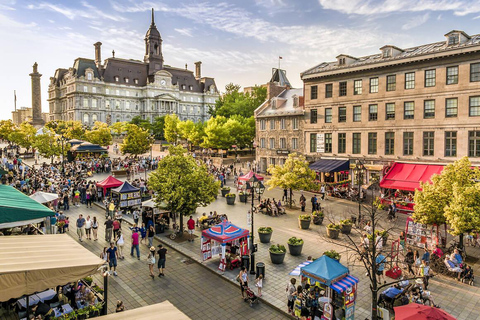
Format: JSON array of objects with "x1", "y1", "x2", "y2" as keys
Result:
[
  {"x1": 238, "y1": 171, "x2": 264, "y2": 182},
  {"x1": 380, "y1": 163, "x2": 444, "y2": 192}
]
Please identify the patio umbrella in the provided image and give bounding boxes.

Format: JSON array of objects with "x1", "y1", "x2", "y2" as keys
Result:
[
  {"x1": 29, "y1": 192, "x2": 59, "y2": 204},
  {"x1": 394, "y1": 304, "x2": 456, "y2": 320}
]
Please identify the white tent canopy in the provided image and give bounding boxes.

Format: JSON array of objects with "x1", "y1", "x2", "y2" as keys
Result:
[
  {"x1": 0, "y1": 234, "x2": 106, "y2": 302},
  {"x1": 29, "y1": 192, "x2": 58, "y2": 204},
  {"x1": 142, "y1": 199, "x2": 168, "y2": 209},
  {"x1": 98, "y1": 301, "x2": 190, "y2": 320}
]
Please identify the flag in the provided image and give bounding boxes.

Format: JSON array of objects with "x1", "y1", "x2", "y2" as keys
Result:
[{"x1": 279, "y1": 56, "x2": 283, "y2": 59}]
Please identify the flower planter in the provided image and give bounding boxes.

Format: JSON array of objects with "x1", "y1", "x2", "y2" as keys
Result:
[
  {"x1": 288, "y1": 243, "x2": 303, "y2": 256},
  {"x1": 313, "y1": 216, "x2": 324, "y2": 225},
  {"x1": 299, "y1": 219, "x2": 311, "y2": 230},
  {"x1": 258, "y1": 231, "x2": 273, "y2": 243},
  {"x1": 269, "y1": 251, "x2": 286, "y2": 264},
  {"x1": 326, "y1": 228, "x2": 340, "y2": 239},
  {"x1": 340, "y1": 224, "x2": 352, "y2": 235},
  {"x1": 221, "y1": 189, "x2": 230, "y2": 197},
  {"x1": 226, "y1": 196, "x2": 236, "y2": 205},
  {"x1": 239, "y1": 194, "x2": 247, "y2": 203}
]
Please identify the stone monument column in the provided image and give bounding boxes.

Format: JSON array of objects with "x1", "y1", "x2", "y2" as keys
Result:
[{"x1": 30, "y1": 62, "x2": 45, "y2": 127}]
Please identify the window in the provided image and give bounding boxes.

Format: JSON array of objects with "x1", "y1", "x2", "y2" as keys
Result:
[
  {"x1": 114, "y1": 76, "x2": 119, "y2": 82},
  {"x1": 325, "y1": 133, "x2": 332, "y2": 153},
  {"x1": 425, "y1": 69, "x2": 436, "y2": 87},
  {"x1": 106, "y1": 88, "x2": 109, "y2": 95},
  {"x1": 386, "y1": 75, "x2": 396, "y2": 91},
  {"x1": 403, "y1": 132, "x2": 414, "y2": 155},
  {"x1": 338, "y1": 133, "x2": 346, "y2": 153},
  {"x1": 325, "y1": 108, "x2": 332, "y2": 123},
  {"x1": 339, "y1": 81, "x2": 347, "y2": 96},
  {"x1": 116, "y1": 89, "x2": 120, "y2": 95},
  {"x1": 270, "y1": 119, "x2": 275, "y2": 130},
  {"x1": 424, "y1": 100, "x2": 435, "y2": 119},
  {"x1": 325, "y1": 84, "x2": 333, "y2": 98},
  {"x1": 354, "y1": 80, "x2": 362, "y2": 95},
  {"x1": 106, "y1": 101, "x2": 110, "y2": 109},
  {"x1": 448, "y1": 34, "x2": 459, "y2": 45},
  {"x1": 353, "y1": 105, "x2": 361, "y2": 122},
  {"x1": 310, "y1": 109, "x2": 317, "y2": 124},
  {"x1": 469, "y1": 131, "x2": 480, "y2": 157},
  {"x1": 279, "y1": 138, "x2": 286, "y2": 149},
  {"x1": 260, "y1": 119, "x2": 266, "y2": 130},
  {"x1": 92, "y1": 114, "x2": 97, "y2": 122},
  {"x1": 125, "y1": 78, "x2": 129, "y2": 83},
  {"x1": 280, "y1": 118, "x2": 286, "y2": 130},
  {"x1": 405, "y1": 72, "x2": 415, "y2": 89},
  {"x1": 269, "y1": 158, "x2": 276, "y2": 166},
  {"x1": 269, "y1": 138, "x2": 275, "y2": 149},
  {"x1": 311, "y1": 85, "x2": 318, "y2": 100},
  {"x1": 385, "y1": 103, "x2": 395, "y2": 120},
  {"x1": 115, "y1": 101, "x2": 120, "y2": 109},
  {"x1": 471, "y1": 63, "x2": 480, "y2": 82},
  {"x1": 423, "y1": 132, "x2": 434, "y2": 156},
  {"x1": 83, "y1": 86, "x2": 88, "y2": 93},
  {"x1": 445, "y1": 131, "x2": 457, "y2": 157},
  {"x1": 368, "y1": 133, "x2": 377, "y2": 155},
  {"x1": 385, "y1": 132, "x2": 395, "y2": 155},
  {"x1": 446, "y1": 66, "x2": 458, "y2": 85},
  {"x1": 369, "y1": 104, "x2": 378, "y2": 121},
  {"x1": 83, "y1": 114, "x2": 89, "y2": 124},
  {"x1": 292, "y1": 138, "x2": 298, "y2": 150},
  {"x1": 469, "y1": 96, "x2": 480, "y2": 116},
  {"x1": 383, "y1": 48, "x2": 391, "y2": 58},
  {"x1": 92, "y1": 87, "x2": 96, "y2": 93},
  {"x1": 446, "y1": 98, "x2": 458, "y2": 117},
  {"x1": 338, "y1": 107, "x2": 346, "y2": 122},
  {"x1": 91, "y1": 99, "x2": 97, "y2": 108},
  {"x1": 404, "y1": 102, "x2": 414, "y2": 119},
  {"x1": 125, "y1": 101, "x2": 130, "y2": 110},
  {"x1": 338, "y1": 57, "x2": 346, "y2": 65},
  {"x1": 292, "y1": 118, "x2": 298, "y2": 130},
  {"x1": 260, "y1": 138, "x2": 265, "y2": 148},
  {"x1": 369, "y1": 77, "x2": 379, "y2": 93},
  {"x1": 352, "y1": 133, "x2": 361, "y2": 154},
  {"x1": 87, "y1": 73, "x2": 92, "y2": 80},
  {"x1": 134, "y1": 79, "x2": 139, "y2": 84},
  {"x1": 310, "y1": 133, "x2": 317, "y2": 152}
]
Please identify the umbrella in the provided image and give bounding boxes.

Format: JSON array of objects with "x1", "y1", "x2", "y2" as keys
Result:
[
  {"x1": 289, "y1": 261, "x2": 313, "y2": 276},
  {"x1": 29, "y1": 192, "x2": 59, "y2": 204},
  {"x1": 142, "y1": 199, "x2": 168, "y2": 209},
  {"x1": 394, "y1": 304, "x2": 456, "y2": 320}
]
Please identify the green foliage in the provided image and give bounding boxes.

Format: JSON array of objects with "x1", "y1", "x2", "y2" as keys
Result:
[
  {"x1": 339, "y1": 219, "x2": 353, "y2": 225},
  {"x1": 109, "y1": 121, "x2": 127, "y2": 136},
  {"x1": 375, "y1": 230, "x2": 388, "y2": 237},
  {"x1": 152, "y1": 116, "x2": 166, "y2": 140},
  {"x1": 84, "y1": 122, "x2": 112, "y2": 146},
  {"x1": 120, "y1": 124, "x2": 152, "y2": 156},
  {"x1": 269, "y1": 244, "x2": 286, "y2": 254},
  {"x1": 323, "y1": 250, "x2": 341, "y2": 261},
  {"x1": 8, "y1": 122, "x2": 36, "y2": 150},
  {"x1": 45, "y1": 120, "x2": 85, "y2": 139},
  {"x1": 225, "y1": 193, "x2": 236, "y2": 198},
  {"x1": 326, "y1": 223, "x2": 340, "y2": 230},
  {"x1": 258, "y1": 226, "x2": 272, "y2": 234},
  {"x1": 0, "y1": 120, "x2": 16, "y2": 140},
  {"x1": 32, "y1": 128, "x2": 65, "y2": 160},
  {"x1": 267, "y1": 153, "x2": 317, "y2": 194},
  {"x1": 212, "y1": 83, "x2": 266, "y2": 118},
  {"x1": 130, "y1": 115, "x2": 152, "y2": 132},
  {"x1": 288, "y1": 236, "x2": 304, "y2": 245},
  {"x1": 179, "y1": 120, "x2": 206, "y2": 150},
  {"x1": 163, "y1": 114, "x2": 181, "y2": 144},
  {"x1": 312, "y1": 211, "x2": 324, "y2": 217},
  {"x1": 202, "y1": 116, "x2": 231, "y2": 149},
  {"x1": 299, "y1": 214, "x2": 311, "y2": 221},
  {"x1": 221, "y1": 186, "x2": 231, "y2": 191}
]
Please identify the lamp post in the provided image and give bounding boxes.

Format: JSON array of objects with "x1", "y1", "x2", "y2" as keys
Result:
[
  {"x1": 56, "y1": 135, "x2": 66, "y2": 177},
  {"x1": 246, "y1": 175, "x2": 265, "y2": 275},
  {"x1": 353, "y1": 160, "x2": 366, "y2": 225}
]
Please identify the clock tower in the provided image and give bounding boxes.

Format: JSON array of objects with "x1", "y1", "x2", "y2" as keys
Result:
[{"x1": 144, "y1": 8, "x2": 164, "y2": 76}]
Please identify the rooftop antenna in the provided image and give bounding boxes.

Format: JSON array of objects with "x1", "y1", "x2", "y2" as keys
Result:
[
  {"x1": 112, "y1": 50, "x2": 115, "y2": 58},
  {"x1": 151, "y1": 8, "x2": 155, "y2": 26}
]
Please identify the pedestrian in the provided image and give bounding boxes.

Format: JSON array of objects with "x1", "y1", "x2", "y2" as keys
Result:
[
  {"x1": 310, "y1": 195, "x2": 317, "y2": 213},
  {"x1": 131, "y1": 229, "x2": 140, "y2": 260},
  {"x1": 92, "y1": 216, "x2": 98, "y2": 241},
  {"x1": 115, "y1": 300, "x2": 125, "y2": 312},
  {"x1": 108, "y1": 201, "x2": 115, "y2": 219},
  {"x1": 286, "y1": 278, "x2": 297, "y2": 314},
  {"x1": 283, "y1": 188, "x2": 288, "y2": 202},
  {"x1": 147, "y1": 247, "x2": 156, "y2": 279},
  {"x1": 86, "y1": 190, "x2": 92, "y2": 208},
  {"x1": 376, "y1": 251, "x2": 386, "y2": 284},
  {"x1": 147, "y1": 225, "x2": 155, "y2": 247},
  {"x1": 299, "y1": 193, "x2": 306, "y2": 212},
  {"x1": 104, "y1": 217, "x2": 113, "y2": 243},
  {"x1": 422, "y1": 248, "x2": 431, "y2": 263},
  {"x1": 157, "y1": 244, "x2": 167, "y2": 277},
  {"x1": 187, "y1": 215, "x2": 195, "y2": 242},
  {"x1": 116, "y1": 230, "x2": 125, "y2": 259},
  {"x1": 320, "y1": 184, "x2": 325, "y2": 200},
  {"x1": 106, "y1": 241, "x2": 119, "y2": 276},
  {"x1": 418, "y1": 260, "x2": 433, "y2": 290},
  {"x1": 84, "y1": 215, "x2": 92, "y2": 240},
  {"x1": 405, "y1": 248, "x2": 415, "y2": 275},
  {"x1": 413, "y1": 249, "x2": 421, "y2": 274},
  {"x1": 140, "y1": 223, "x2": 147, "y2": 245},
  {"x1": 255, "y1": 274, "x2": 263, "y2": 297},
  {"x1": 133, "y1": 208, "x2": 139, "y2": 225},
  {"x1": 50, "y1": 215, "x2": 57, "y2": 234},
  {"x1": 113, "y1": 218, "x2": 121, "y2": 239},
  {"x1": 100, "y1": 247, "x2": 108, "y2": 262},
  {"x1": 76, "y1": 214, "x2": 85, "y2": 242},
  {"x1": 238, "y1": 266, "x2": 248, "y2": 298},
  {"x1": 74, "y1": 189, "x2": 80, "y2": 207}
]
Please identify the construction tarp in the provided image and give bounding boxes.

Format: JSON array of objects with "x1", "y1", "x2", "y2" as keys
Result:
[
  {"x1": 0, "y1": 234, "x2": 106, "y2": 302},
  {"x1": 97, "y1": 301, "x2": 190, "y2": 320},
  {"x1": 0, "y1": 185, "x2": 54, "y2": 229},
  {"x1": 379, "y1": 162, "x2": 444, "y2": 192}
]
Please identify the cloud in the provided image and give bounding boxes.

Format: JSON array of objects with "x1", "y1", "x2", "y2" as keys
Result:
[
  {"x1": 174, "y1": 28, "x2": 193, "y2": 37},
  {"x1": 27, "y1": 1, "x2": 127, "y2": 22},
  {"x1": 0, "y1": 0, "x2": 15, "y2": 10},
  {"x1": 254, "y1": 0, "x2": 287, "y2": 8},
  {"x1": 402, "y1": 12, "x2": 430, "y2": 30}
]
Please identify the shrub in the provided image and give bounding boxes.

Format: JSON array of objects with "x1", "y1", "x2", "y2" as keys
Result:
[
  {"x1": 375, "y1": 229, "x2": 388, "y2": 237},
  {"x1": 339, "y1": 219, "x2": 353, "y2": 225},
  {"x1": 299, "y1": 214, "x2": 311, "y2": 221},
  {"x1": 312, "y1": 211, "x2": 324, "y2": 217},
  {"x1": 225, "y1": 193, "x2": 236, "y2": 198},
  {"x1": 269, "y1": 244, "x2": 286, "y2": 254},
  {"x1": 323, "y1": 249, "x2": 341, "y2": 261},
  {"x1": 221, "y1": 186, "x2": 231, "y2": 190},
  {"x1": 326, "y1": 223, "x2": 340, "y2": 230},
  {"x1": 258, "y1": 226, "x2": 273, "y2": 233},
  {"x1": 239, "y1": 191, "x2": 247, "y2": 195},
  {"x1": 288, "y1": 237, "x2": 304, "y2": 245}
]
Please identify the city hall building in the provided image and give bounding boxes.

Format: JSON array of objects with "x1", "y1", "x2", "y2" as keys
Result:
[{"x1": 47, "y1": 9, "x2": 219, "y2": 126}]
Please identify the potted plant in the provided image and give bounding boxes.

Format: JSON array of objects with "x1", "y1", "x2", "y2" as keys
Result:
[
  {"x1": 92, "y1": 284, "x2": 104, "y2": 295},
  {"x1": 287, "y1": 236, "x2": 304, "y2": 256},
  {"x1": 258, "y1": 227, "x2": 273, "y2": 243},
  {"x1": 239, "y1": 191, "x2": 248, "y2": 203},
  {"x1": 225, "y1": 193, "x2": 236, "y2": 205},
  {"x1": 323, "y1": 249, "x2": 341, "y2": 261},
  {"x1": 326, "y1": 223, "x2": 341, "y2": 239},
  {"x1": 339, "y1": 219, "x2": 353, "y2": 235},
  {"x1": 76, "y1": 308, "x2": 88, "y2": 320},
  {"x1": 298, "y1": 214, "x2": 311, "y2": 230},
  {"x1": 269, "y1": 244, "x2": 286, "y2": 264},
  {"x1": 221, "y1": 186, "x2": 231, "y2": 197},
  {"x1": 376, "y1": 229, "x2": 389, "y2": 246},
  {"x1": 312, "y1": 211, "x2": 324, "y2": 225},
  {"x1": 83, "y1": 276, "x2": 93, "y2": 286}
]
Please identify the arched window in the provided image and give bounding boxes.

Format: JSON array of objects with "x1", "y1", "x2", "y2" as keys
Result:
[
  {"x1": 92, "y1": 114, "x2": 97, "y2": 122},
  {"x1": 83, "y1": 114, "x2": 89, "y2": 124}
]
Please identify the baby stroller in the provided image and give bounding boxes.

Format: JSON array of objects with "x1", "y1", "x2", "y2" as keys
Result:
[{"x1": 243, "y1": 285, "x2": 259, "y2": 307}]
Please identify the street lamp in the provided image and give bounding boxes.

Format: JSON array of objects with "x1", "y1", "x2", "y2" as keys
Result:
[
  {"x1": 56, "y1": 135, "x2": 67, "y2": 177},
  {"x1": 353, "y1": 160, "x2": 366, "y2": 226},
  {"x1": 246, "y1": 175, "x2": 265, "y2": 275}
]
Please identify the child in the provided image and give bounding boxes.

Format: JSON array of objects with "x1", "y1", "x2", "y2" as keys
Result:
[{"x1": 255, "y1": 274, "x2": 263, "y2": 297}]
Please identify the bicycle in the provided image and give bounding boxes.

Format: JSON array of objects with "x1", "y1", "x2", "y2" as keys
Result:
[{"x1": 169, "y1": 222, "x2": 188, "y2": 240}]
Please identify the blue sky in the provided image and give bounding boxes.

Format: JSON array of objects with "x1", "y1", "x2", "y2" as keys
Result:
[{"x1": 1, "y1": 0, "x2": 480, "y2": 119}]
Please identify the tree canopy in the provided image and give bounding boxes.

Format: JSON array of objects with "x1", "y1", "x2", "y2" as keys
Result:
[
  {"x1": 211, "y1": 83, "x2": 266, "y2": 118},
  {"x1": 0, "y1": 120, "x2": 15, "y2": 140},
  {"x1": 84, "y1": 122, "x2": 113, "y2": 146},
  {"x1": 32, "y1": 128, "x2": 65, "y2": 161},
  {"x1": 163, "y1": 114, "x2": 181, "y2": 144},
  {"x1": 120, "y1": 124, "x2": 152, "y2": 156},
  {"x1": 8, "y1": 123, "x2": 37, "y2": 151},
  {"x1": 45, "y1": 120, "x2": 85, "y2": 139}
]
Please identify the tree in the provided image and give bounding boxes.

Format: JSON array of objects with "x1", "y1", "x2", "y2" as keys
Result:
[
  {"x1": 202, "y1": 116, "x2": 231, "y2": 149},
  {"x1": 152, "y1": 116, "x2": 166, "y2": 140},
  {"x1": 120, "y1": 124, "x2": 153, "y2": 156},
  {"x1": 148, "y1": 145, "x2": 220, "y2": 233},
  {"x1": 178, "y1": 120, "x2": 205, "y2": 151},
  {"x1": 130, "y1": 116, "x2": 151, "y2": 132},
  {"x1": 45, "y1": 120, "x2": 85, "y2": 139},
  {"x1": 211, "y1": 83, "x2": 266, "y2": 118},
  {"x1": 0, "y1": 120, "x2": 16, "y2": 141},
  {"x1": 266, "y1": 153, "x2": 316, "y2": 207},
  {"x1": 84, "y1": 122, "x2": 113, "y2": 146},
  {"x1": 32, "y1": 129, "x2": 64, "y2": 162},
  {"x1": 8, "y1": 122, "x2": 36, "y2": 151},
  {"x1": 163, "y1": 114, "x2": 181, "y2": 144}
]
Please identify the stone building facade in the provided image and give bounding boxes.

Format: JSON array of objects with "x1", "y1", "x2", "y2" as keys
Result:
[
  {"x1": 254, "y1": 68, "x2": 305, "y2": 173},
  {"x1": 47, "y1": 9, "x2": 219, "y2": 126},
  {"x1": 301, "y1": 30, "x2": 480, "y2": 183}
]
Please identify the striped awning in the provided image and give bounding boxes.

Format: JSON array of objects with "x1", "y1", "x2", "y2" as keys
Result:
[
  {"x1": 289, "y1": 261, "x2": 312, "y2": 276},
  {"x1": 330, "y1": 275, "x2": 359, "y2": 293}
]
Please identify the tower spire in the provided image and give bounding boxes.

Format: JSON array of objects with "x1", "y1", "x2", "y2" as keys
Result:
[{"x1": 151, "y1": 8, "x2": 155, "y2": 26}]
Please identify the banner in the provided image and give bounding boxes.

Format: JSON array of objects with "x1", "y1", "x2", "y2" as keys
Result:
[
  {"x1": 317, "y1": 133, "x2": 325, "y2": 153},
  {"x1": 201, "y1": 237, "x2": 212, "y2": 261}
]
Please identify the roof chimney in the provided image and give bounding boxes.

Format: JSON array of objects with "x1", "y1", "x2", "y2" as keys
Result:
[
  {"x1": 194, "y1": 61, "x2": 202, "y2": 79},
  {"x1": 94, "y1": 42, "x2": 102, "y2": 68}
]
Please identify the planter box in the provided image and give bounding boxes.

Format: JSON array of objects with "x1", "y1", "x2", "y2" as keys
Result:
[
  {"x1": 326, "y1": 228, "x2": 340, "y2": 239},
  {"x1": 258, "y1": 232, "x2": 272, "y2": 243},
  {"x1": 288, "y1": 243, "x2": 303, "y2": 256},
  {"x1": 340, "y1": 224, "x2": 352, "y2": 234},
  {"x1": 226, "y1": 196, "x2": 236, "y2": 205},
  {"x1": 299, "y1": 219, "x2": 311, "y2": 230},
  {"x1": 221, "y1": 189, "x2": 230, "y2": 197},
  {"x1": 239, "y1": 194, "x2": 247, "y2": 203},
  {"x1": 313, "y1": 216, "x2": 324, "y2": 225},
  {"x1": 269, "y1": 251, "x2": 286, "y2": 264}
]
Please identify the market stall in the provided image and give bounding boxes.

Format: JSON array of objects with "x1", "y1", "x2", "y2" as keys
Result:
[
  {"x1": 299, "y1": 255, "x2": 359, "y2": 320},
  {"x1": 111, "y1": 182, "x2": 141, "y2": 209},
  {"x1": 405, "y1": 216, "x2": 447, "y2": 249},
  {"x1": 237, "y1": 171, "x2": 264, "y2": 190},
  {"x1": 97, "y1": 301, "x2": 189, "y2": 320},
  {"x1": 201, "y1": 220, "x2": 250, "y2": 272},
  {"x1": 96, "y1": 176, "x2": 123, "y2": 197},
  {"x1": 142, "y1": 199, "x2": 170, "y2": 233},
  {"x1": 70, "y1": 142, "x2": 108, "y2": 159},
  {"x1": 29, "y1": 191, "x2": 58, "y2": 204}
]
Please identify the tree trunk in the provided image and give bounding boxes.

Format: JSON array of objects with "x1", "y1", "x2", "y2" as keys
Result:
[
  {"x1": 179, "y1": 213, "x2": 184, "y2": 238},
  {"x1": 289, "y1": 188, "x2": 293, "y2": 208},
  {"x1": 371, "y1": 287, "x2": 378, "y2": 320},
  {"x1": 459, "y1": 233, "x2": 464, "y2": 250}
]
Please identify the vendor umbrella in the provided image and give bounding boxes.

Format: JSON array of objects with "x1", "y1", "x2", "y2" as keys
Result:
[
  {"x1": 394, "y1": 304, "x2": 456, "y2": 320},
  {"x1": 289, "y1": 261, "x2": 312, "y2": 276},
  {"x1": 29, "y1": 191, "x2": 59, "y2": 204}
]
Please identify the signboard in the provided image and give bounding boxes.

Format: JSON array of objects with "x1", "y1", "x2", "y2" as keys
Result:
[
  {"x1": 316, "y1": 133, "x2": 325, "y2": 153},
  {"x1": 201, "y1": 237, "x2": 212, "y2": 261},
  {"x1": 247, "y1": 211, "x2": 252, "y2": 225},
  {"x1": 321, "y1": 303, "x2": 333, "y2": 320},
  {"x1": 276, "y1": 150, "x2": 289, "y2": 154}
]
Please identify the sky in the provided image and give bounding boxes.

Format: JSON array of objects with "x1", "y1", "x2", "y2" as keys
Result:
[{"x1": 1, "y1": 0, "x2": 480, "y2": 120}]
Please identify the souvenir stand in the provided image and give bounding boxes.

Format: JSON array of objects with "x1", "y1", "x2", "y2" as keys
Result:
[
  {"x1": 405, "y1": 217, "x2": 447, "y2": 249},
  {"x1": 237, "y1": 171, "x2": 264, "y2": 191},
  {"x1": 298, "y1": 256, "x2": 359, "y2": 320},
  {"x1": 142, "y1": 199, "x2": 170, "y2": 233},
  {"x1": 96, "y1": 176, "x2": 123, "y2": 198},
  {"x1": 111, "y1": 181, "x2": 141, "y2": 211},
  {"x1": 201, "y1": 221, "x2": 250, "y2": 272}
]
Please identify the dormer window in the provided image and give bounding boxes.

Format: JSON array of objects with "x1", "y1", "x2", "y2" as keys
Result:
[
  {"x1": 448, "y1": 34, "x2": 459, "y2": 45},
  {"x1": 87, "y1": 73, "x2": 92, "y2": 80},
  {"x1": 124, "y1": 78, "x2": 129, "y2": 83},
  {"x1": 338, "y1": 58, "x2": 346, "y2": 65},
  {"x1": 383, "y1": 48, "x2": 391, "y2": 58},
  {"x1": 114, "y1": 76, "x2": 119, "y2": 82},
  {"x1": 182, "y1": 84, "x2": 186, "y2": 90},
  {"x1": 189, "y1": 85, "x2": 193, "y2": 91},
  {"x1": 293, "y1": 96, "x2": 299, "y2": 107},
  {"x1": 134, "y1": 79, "x2": 139, "y2": 84}
]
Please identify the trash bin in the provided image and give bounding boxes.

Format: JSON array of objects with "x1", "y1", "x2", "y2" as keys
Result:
[
  {"x1": 256, "y1": 262, "x2": 265, "y2": 279},
  {"x1": 241, "y1": 255, "x2": 250, "y2": 271}
]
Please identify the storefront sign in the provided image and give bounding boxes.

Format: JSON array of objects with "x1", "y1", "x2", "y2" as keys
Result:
[
  {"x1": 276, "y1": 150, "x2": 289, "y2": 154},
  {"x1": 345, "y1": 303, "x2": 355, "y2": 320},
  {"x1": 344, "y1": 285, "x2": 355, "y2": 306},
  {"x1": 316, "y1": 133, "x2": 325, "y2": 153},
  {"x1": 321, "y1": 303, "x2": 332, "y2": 320}
]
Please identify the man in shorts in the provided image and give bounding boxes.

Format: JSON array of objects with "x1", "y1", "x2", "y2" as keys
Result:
[
  {"x1": 187, "y1": 215, "x2": 195, "y2": 242},
  {"x1": 106, "y1": 241, "x2": 119, "y2": 276},
  {"x1": 76, "y1": 214, "x2": 85, "y2": 242},
  {"x1": 157, "y1": 244, "x2": 167, "y2": 277}
]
